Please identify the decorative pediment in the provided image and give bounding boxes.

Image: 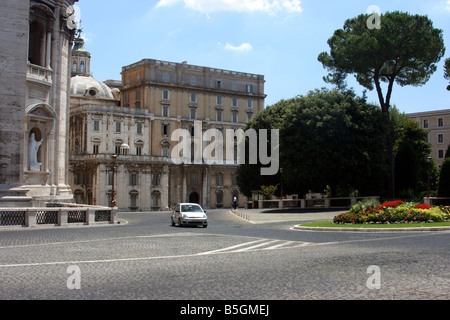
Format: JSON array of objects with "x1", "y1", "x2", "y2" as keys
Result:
[{"x1": 26, "y1": 103, "x2": 56, "y2": 119}]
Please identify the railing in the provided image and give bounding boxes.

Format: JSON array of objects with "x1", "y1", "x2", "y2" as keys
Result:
[
  {"x1": 27, "y1": 63, "x2": 53, "y2": 85},
  {"x1": 0, "y1": 206, "x2": 117, "y2": 228},
  {"x1": 249, "y1": 197, "x2": 380, "y2": 210}
]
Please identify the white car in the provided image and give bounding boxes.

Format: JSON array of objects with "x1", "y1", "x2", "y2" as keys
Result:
[{"x1": 171, "y1": 203, "x2": 208, "y2": 228}]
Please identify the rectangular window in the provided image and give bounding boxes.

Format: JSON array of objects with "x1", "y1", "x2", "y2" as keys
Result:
[
  {"x1": 423, "y1": 119, "x2": 429, "y2": 128},
  {"x1": 439, "y1": 150, "x2": 445, "y2": 159},
  {"x1": 216, "y1": 111, "x2": 223, "y2": 122},
  {"x1": 438, "y1": 118, "x2": 444, "y2": 127},
  {"x1": 136, "y1": 146, "x2": 142, "y2": 156},
  {"x1": 190, "y1": 93, "x2": 197, "y2": 103},
  {"x1": 232, "y1": 98, "x2": 238, "y2": 107},
  {"x1": 162, "y1": 90, "x2": 169, "y2": 100},
  {"x1": 216, "y1": 80, "x2": 222, "y2": 89},
  {"x1": 107, "y1": 171, "x2": 113, "y2": 186},
  {"x1": 162, "y1": 106, "x2": 169, "y2": 117},
  {"x1": 247, "y1": 99, "x2": 253, "y2": 109},
  {"x1": 93, "y1": 144, "x2": 99, "y2": 154},
  {"x1": 129, "y1": 173, "x2": 138, "y2": 186},
  {"x1": 152, "y1": 174, "x2": 160, "y2": 187},
  {"x1": 115, "y1": 144, "x2": 121, "y2": 155},
  {"x1": 94, "y1": 120, "x2": 100, "y2": 131},
  {"x1": 152, "y1": 196, "x2": 160, "y2": 207},
  {"x1": 136, "y1": 90, "x2": 140, "y2": 101},
  {"x1": 115, "y1": 122, "x2": 121, "y2": 133},
  {"x1": 216, "y1": 174, "x2": 223, "y2": 186},
  {"x1": 232, "y1": 112, "x2": 238, "y2": 123},
  {"x1": 190, "y1": 108, "x2": 196, "y2": 120},
  {"x1": 76, "y1": 173, "x2": 84, "y2": 185},
  {"x1": 137, "y1": 123, "x2": 142, "y2": 134},
  {"x1": 438, "y1": 134, "x2": 444, "y2": 144},
  {"x1": 216, "y1": 96, "x2": 223, "y2": 105},
  {"x1": 162, "y1": 124, "x2": 169, "y2": 136},
  {"x1": 191, "y1": 175, "x2": 198, "y2": 187},
  {"x1": 246, "y1": 84, "x2": 253, "y2": 93}
]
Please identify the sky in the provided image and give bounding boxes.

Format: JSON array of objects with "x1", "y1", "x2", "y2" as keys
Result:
[{"x1": 75, "y1": 0, "x2": 450, "y2": 114}]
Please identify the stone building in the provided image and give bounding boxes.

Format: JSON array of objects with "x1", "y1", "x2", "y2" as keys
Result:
[
  {"x1": 120, "y1": 59, "x2": 266, "y2": 210},
  {"x1": 69, "y1": 47, "x2": 266, "y2": 211},
  {"x1": 409, "y1": 109, "x2": 450, "y2": 167},
  {"x1": 0, "y1": 0, "x2": 79, "y2": 207}
]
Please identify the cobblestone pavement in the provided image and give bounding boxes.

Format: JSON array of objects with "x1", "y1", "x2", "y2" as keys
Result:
[{"x1": 0, "y1": 209, "x2": 448, "y2": 301}]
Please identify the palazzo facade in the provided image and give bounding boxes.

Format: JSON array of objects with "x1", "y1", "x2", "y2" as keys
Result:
[{"x1": 69, "y1": 42, "x2": 266, "y2": 211}]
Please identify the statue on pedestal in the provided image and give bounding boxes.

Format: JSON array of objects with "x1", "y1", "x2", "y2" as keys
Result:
[{"x1": 28, "y1": 132, "x2": 43, "y2": 172}]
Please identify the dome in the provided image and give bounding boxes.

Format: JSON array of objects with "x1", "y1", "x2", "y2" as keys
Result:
[{"x1": 70, "y1": 75, "x2": 115, "y2": 100}]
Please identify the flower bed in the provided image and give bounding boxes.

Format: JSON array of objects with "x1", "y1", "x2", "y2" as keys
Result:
[{"x1": 333, "y1": 200, "x2": 450, "y2": 225}]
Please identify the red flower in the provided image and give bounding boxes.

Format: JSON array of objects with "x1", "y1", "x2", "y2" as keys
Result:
[
  {"x1": 414, "y1": 203, "x2": 431, "y2": 210},
  {"x1": 375, "y1": 200, "x2": 404, "y2": 210}
]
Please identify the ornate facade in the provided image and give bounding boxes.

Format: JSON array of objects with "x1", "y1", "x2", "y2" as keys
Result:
[
  {"x1": 0, "y1": 0, "x2": 79, "y2": 207},
  {"x1": 69, "y1": 44, "x2": 266, "y2": 211}
]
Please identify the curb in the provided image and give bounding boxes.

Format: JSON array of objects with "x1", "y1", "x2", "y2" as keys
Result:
[{"x1": 293, "y1": 225, "x2": 450, "y2": 232}]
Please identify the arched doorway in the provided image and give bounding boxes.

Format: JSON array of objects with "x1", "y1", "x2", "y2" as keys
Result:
[{"x1": 189, "y1": 192, "x2": 200, "y2": 204}]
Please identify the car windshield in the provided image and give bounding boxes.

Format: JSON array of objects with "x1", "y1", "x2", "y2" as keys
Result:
[{"x1": 181, "y1": 205, "x2": 203, "y2": 212}]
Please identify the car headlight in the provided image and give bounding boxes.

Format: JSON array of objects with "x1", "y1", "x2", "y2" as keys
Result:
[{"x1": 203, "y1": 214, "x2": 207, "y2": 219}]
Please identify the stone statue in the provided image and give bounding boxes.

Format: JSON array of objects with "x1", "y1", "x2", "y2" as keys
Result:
[{"x1": 28, "y1": 132, "x2": 43, "y2": 171}]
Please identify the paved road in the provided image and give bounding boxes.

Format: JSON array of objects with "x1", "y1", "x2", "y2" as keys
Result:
[{"x1": 0, "y1": 208, "x2": 449, "y2": 302}]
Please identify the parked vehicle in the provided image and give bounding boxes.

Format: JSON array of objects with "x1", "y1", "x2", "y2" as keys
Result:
[{"x1": 171, "y1": 203, "x2": 208, "y2": 228}]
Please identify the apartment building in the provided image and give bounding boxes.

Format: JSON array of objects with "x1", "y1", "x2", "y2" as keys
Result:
[{"x1": 409, "y1": 109, "x2": 450, "y2": 167}]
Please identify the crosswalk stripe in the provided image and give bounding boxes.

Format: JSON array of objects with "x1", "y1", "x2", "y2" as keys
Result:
[
  {"x1": 232, "y1": 240, "x2": 280, "y2": 252},
  {"x1": 197, "y1": 239, "x2": 267, "y2": 255},
  {"x1": 198, "y1": 239, "x2": 309, "y2": 255}
]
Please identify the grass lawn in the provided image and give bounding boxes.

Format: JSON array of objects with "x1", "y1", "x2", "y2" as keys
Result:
[{"x1": 300, "y1": 220, "x2": 450, "y2": 229}]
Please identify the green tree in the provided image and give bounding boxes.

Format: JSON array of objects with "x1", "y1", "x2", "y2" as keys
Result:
[
  {"x1": 438, "y1": 158, "x2": 450, "y2": 197},
  {"x1": 394, "y1": 120, "x2": 433, "y2": 198},
  {"x1": 318, "y1": 11, "x2": 446, "y2": 196},
  {"x1": 236, "y1": 89, "x2": 388, "y2": 198},
  {"x1": 445, "y1": 57, "x2": 450, "y2": 91}
]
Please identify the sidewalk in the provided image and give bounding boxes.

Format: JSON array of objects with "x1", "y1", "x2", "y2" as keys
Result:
[{"x1": 230, "y1": 208, "x2": 343, "y2": 224}]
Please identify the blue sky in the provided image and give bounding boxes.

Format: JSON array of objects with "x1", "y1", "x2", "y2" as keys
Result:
[{"x1": 76, "y1": 0, "x2": 450, "y2": 113}]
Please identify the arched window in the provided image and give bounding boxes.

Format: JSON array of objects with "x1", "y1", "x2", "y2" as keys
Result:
[
  {"x1": 80, "y1": 61, "x2": 85, "y2": 73},
  {"x1": 28, "y1": 20, "x2": 45, "y2": 66},
  {"x1": 73, "y1": 61, "x2": 77, "y2": 73}
]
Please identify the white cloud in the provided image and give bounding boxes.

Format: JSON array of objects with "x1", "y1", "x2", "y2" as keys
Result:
[
  {"x1": 224, "y1": 42, "x2": 253, "y2": 51},
  {"x1": 446, "y1": 0, "x2": 450, "y2": 11},
  {"x1": 156, "y1": 0, "x2": 303, "y2": 14}
]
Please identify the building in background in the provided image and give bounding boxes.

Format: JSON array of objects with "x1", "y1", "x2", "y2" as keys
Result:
[
  {"x1": 69, "y1": 46, "x2": 266, "y2": 211},
  {"x1": 409, "y1": 109, "x2": 450, "y2": 167},
  {"x1": 0, "y1": 0, "x2": 79, "y2": 207}
]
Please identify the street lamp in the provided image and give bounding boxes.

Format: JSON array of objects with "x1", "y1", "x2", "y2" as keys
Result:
[{"x1": 110, "y1": 154, "x2": 117, "y2": 208}]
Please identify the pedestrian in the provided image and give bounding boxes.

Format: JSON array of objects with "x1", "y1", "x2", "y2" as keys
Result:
[{"x1": 233, "y1": 196, "x2": 237, "y2": 210}]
